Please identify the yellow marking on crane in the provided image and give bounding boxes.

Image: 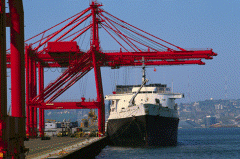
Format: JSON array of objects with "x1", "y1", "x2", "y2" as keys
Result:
[{"x1": 46, "y1": 103, "x2": 54, "y2": 105}]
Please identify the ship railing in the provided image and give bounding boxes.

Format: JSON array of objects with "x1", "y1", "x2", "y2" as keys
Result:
[
  {"x1": 115, "y1": 87, "x2": 172, "y2": 94},
  {"x1": 114, "y1": 91, "x2": 173, "y2": 94}
]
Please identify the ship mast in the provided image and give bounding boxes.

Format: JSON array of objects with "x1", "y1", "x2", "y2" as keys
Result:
[
  {"x1": 142, "y1": 57, "x2": 146, "y2": 85},
  {"x1": 128, "y1": 57, "x2": 148, "y2": 107}
]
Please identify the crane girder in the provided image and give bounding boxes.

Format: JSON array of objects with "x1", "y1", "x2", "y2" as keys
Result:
[
  {"x1": 6, "y1": 49, "x2": 216, "y2": 68},
  {"x1": 39, "y1": 102, "x2": 100, "y2": 109},
  {"x1": 27, "y1": 47, "x2": 214, "y2": 105},
  {"x1": 101, "y1": 49, "x2": 216, "y2": 67}
]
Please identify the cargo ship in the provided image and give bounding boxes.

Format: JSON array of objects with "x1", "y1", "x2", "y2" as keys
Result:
[{"x1": 105, "y1": 58, "x2": 184, "y2": 147}]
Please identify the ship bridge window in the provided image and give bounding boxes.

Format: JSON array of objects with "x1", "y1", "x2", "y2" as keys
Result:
[
  {"x1": 121, "y1": 107, "x2": 125, "y2": 111},
  {"x1": 158, "y1": 88, "x2": 164, "y2": 93},
  {"x1": 155, "y1": 99, "x2": 160, "y2": 104},
  {"x1": 140, "y1": 91, "x2": 154, "y2": 94}
]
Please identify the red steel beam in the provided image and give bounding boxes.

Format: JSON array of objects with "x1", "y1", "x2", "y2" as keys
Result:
[
  {"x1": 25, "y1": 10, "x2": 88, "y2": 43},
  {"x1": 60, "y1": 24, "x2": 91, "y2": 41},
  {"x1": 55, "y1": 13, "x2": 92, "y2": 42},
  {"x1": 37, "y1": 69, "x2": 82, "y2": 102},
  {"x1": 7, "y1": 49, "x2": 216, "y2": 63},
  {"x1": 38, "y1": 62, "x2": 44, "y2": 137},
  {"x1": 40, "y1": 102, "x2": 100, "y2": 109},
  {"x1": 100, "y1": 20, "x2": 138, "y2": 52},
  {"x1": 0, "y1": 0, "x2": 8, "y2": 156},
  {"x1": 5, "y1": 51, "x2": 215, "y2": 68},
  {"x1": 105, "y1": 55, "x2": 212, "y2": 61},
  {"x1": 104, "y1": 50, "x2": 217, "y2": 58},
  {"x1": 9, "y1": 0, "x2": 25, "y2": 118},
  {"x1": 32, "y1": 53, "x2": 92, "y2": 103},
  {"x1": 33, "y1": 107, "x2": 37, "y2": 137},
  {"x1": 100, "y1": 15, "x2": 173, "y2": 51},
  {"x1": 40, "y1": 72, "x2": 78, "y2": 101},
  {"x1": 33, "y1": 60, "x2": 37, "y2": 137},
  {"x1": 29, "y1": 55, "x2": 34, "y2": 137},
  {"x1": 70, "y1": 24, "x2": 92, "y2": 41},
  {"x1": 29, "y1": 50, "x2": 89, "y2": 104},
  {"x1": 100, "y1": 24, "x2": 129, "y2": 52},
  {"x1": 101, "y1": 9, "x2": 186, "y2": 51},
  {"x1": 91, "y1": 2, "x2": 105, "y2": 135},
  {"x1": 34, "y1": 7, "x2": 91, "y2": 51},
  {"x1": 33, "y1": 68, "x2": 77, "y2": 102},
  {"x1": 8, "y1": 0, "x2": 25, "y2": 157},
  {"x1": 39, "y1": 108, "x2": 43, "y2": 137},
  {"x1": 107, "y1": 59, "x2": 205, "y2": 67},
  {"x1": 101, "y1": 23, "x2": 159, "y2": 52},
  {"x1": 7, "y1": 63, "x2": 67, "y2": 68},
  {"x1": 47, "y1": 63, "x2": 93, "y2": 103},
  {"x1": 42, "y1": 109, "x2": 45, "y2": 136},
  {"x1": 25, "y1": 46, "x2": 30, "y2": 137}
]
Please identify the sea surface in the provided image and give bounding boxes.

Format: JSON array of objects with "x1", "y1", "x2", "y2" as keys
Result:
[{"x1": 96, "y1": 128, "x2": 240, "y2": 159}]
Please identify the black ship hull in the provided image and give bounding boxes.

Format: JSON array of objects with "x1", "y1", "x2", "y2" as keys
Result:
[{"x1": 107, "y1": 115, "x2": 179, "y2": 147}]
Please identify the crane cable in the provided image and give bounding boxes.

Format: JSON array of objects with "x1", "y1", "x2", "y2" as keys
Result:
[
  {"x1": 103, "y1": 12, "x2": 174, "y2": 51},
  {"x1": 113, "y1": 20, "x2": 166, "y2": 51}
]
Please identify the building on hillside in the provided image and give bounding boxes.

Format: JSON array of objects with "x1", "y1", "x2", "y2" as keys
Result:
[{"x1": 204, "y1": 116, "x2": 217, "y2": 127}]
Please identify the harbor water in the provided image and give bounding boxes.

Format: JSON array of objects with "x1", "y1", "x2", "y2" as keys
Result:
[{"x1": 97, "y1": 128, "x2": 240, "y2": 159}]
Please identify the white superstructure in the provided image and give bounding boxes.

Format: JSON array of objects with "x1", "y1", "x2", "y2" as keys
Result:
[
  {"x1": 105, "y1": 85, "x2": 184, "y2": 120},
  {"x1": 106, "y1": 58, "x2": 184, "y2": 120}
]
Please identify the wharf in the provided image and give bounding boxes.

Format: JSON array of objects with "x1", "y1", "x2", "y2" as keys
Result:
[{"x1": 24, "y1": 136, "x2": 108, "y2": 159}]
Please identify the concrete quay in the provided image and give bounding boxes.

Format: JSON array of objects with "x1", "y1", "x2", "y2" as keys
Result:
[{"x1": 24, "y1": 136, "x2": 108, "y2": 159}]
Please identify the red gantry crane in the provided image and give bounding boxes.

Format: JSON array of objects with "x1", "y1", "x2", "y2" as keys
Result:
[{"x1": 1, "y1": 1, "x2": 217, "y2": 157}]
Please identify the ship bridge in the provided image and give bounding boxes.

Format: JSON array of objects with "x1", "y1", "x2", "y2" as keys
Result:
[
  {"x1": 132, "y1": 87, "x2": 157, "y2": 93},
  {"x1": 116, "y1": 84, "x2": 171, "y2": 94}
]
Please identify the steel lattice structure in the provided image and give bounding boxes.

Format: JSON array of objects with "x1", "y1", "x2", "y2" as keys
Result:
[{"x1": 1, "y1": 1, "x2": 217, "y2": 156}]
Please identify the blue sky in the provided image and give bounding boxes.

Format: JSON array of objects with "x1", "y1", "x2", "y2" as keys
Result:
[{"x1": 6, "y1": 0, "x2": 240, "y2": 107}]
